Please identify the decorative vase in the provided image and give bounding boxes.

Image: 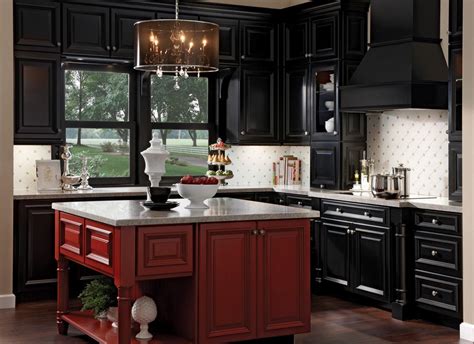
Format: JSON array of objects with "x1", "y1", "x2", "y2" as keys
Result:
[
  {"x1": 95, "y1": 310, "x2": 108, "y2": 320},
  {"x1": 141, "y1": 133, "x2": 170, "y2": 188},
  {"x1": 131, "y1": 296, "x2": 157, "y2": 340},
  {"x1": 325, "y1": 117, "x2": 335, "y2": 132},
  {"x1": 107, "y1": 306, "x2": 118, "y2": 328}
]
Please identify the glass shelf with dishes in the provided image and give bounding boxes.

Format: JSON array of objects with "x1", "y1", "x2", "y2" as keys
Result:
[{"x1": 311, "y1": 65, "x2": 338, "y2": 138}]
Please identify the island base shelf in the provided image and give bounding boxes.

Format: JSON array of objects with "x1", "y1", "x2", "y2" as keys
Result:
[{"x1": 61, "y1": 311, "x2": 192, "y2": 344}]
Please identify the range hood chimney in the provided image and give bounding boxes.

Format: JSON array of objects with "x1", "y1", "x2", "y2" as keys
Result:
[{"x1": 340, "y1": 0, "x2": 448, "y2": 112}]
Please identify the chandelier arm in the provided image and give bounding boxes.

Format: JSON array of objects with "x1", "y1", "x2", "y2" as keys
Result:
[{"x1": 175, "y1": 0, "x2": 179, "y2": 20}]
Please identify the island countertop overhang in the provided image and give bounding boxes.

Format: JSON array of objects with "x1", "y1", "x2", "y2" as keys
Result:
[{"x1": 52, "y1": 198, "x2": 320, "y2": 227}]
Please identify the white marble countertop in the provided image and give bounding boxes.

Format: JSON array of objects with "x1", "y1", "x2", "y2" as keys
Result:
[{"x1": 52, "y1": 198, "x2": 320, "y2": 227}]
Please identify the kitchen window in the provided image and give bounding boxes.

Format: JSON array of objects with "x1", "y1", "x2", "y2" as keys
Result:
[{"x1": 63, "y1": 63, "x2": 136, "y2": 185}]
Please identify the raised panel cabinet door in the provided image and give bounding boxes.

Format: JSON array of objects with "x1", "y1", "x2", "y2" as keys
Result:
[
  {"x1": 84, "y1": 220, "x2": 114, "y2": 276},
  {"x1": 15, "y1": 1, "x2": 61, "y2": 52},
  {"x1": 15, "y1": 202, "x2": 56, "y2": 297},
  {"x1": 63, "y1": 4, "x2": 110, "y2": 56},
  {"x1": 240, "y1": 68, "x2": 279, "y2": 143},
  {"x1": 15, "y1": 51, "x2": 62, "y2": 144},
  {"x1": 201, "y1": 17, "x2": 239, "y2": 63},
  {"x1": 111, "y1": 9, "x2": 155, "y2": 58},
  {"x1": 310, "y1": 142, "x2": 340, "y2": 189},
  {"x1": 351, "y1": 224, "x2": 389, "y2": 301},
  {"x1": 241, "y1": 22, "x2": 275, "y2": 63},
  {"x1": 257, "y1": 220, "x2": 311, "y2": 338},
  {"x1": 342, "y1": 142, "x2": 366, "y2": 189},
  {"x1": 449, "y1": 142, "x2": 462, "y2": 201},
  {"x1": 58, "y1": 213, "x2": 85, "y2": 263},
  {"x1": 284, "y1": 66, "x2": 310, "y2": 144},
  {"x1": 311, "y1": 13, "x2": 338, "y2": 60},
  {"x1": 448, "y1": 47, "x2": 462, "y2": 141},
  {"x1": 321, "y1": 221, "x2": 351, "y2": 288},
  {"x1": 199, "y1": 222, "x2": 258, "y2": 343},
  {"x1": 342, "y1": 11, "x2": 367, "y2": 59},
  {"x1": 285, "y1": 21, "x2": 309, "y2": 63}
]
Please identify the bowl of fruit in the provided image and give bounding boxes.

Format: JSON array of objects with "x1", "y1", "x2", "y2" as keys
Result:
[{"x1": 176, "y1": 175, "x2": 219, "y2": 209}]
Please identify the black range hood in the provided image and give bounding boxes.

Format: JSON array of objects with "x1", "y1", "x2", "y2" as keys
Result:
[{"x1": 340, "y1": 0, "x2": 448, "y2": 112}]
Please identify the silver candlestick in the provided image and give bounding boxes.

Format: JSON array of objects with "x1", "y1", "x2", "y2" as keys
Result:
[
  {"x1": 77, "y1": 156, "x2": 93, "y2": 190},
  {"x1": 61, "y1": 144, "x2": 81, "y2": 191}
]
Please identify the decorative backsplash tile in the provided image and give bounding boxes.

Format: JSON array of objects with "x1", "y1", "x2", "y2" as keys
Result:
[
  {"x1": 367, "y1": 110, "x2": 449, "y2": 197},
  {"x1": 226, "y1": 146, "x2": 310, "y2": 187},
  {"x1": 14, "y1": 145, "x2": 51, "y2": 191}
]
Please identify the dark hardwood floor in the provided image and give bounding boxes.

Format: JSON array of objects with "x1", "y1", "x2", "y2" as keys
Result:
[{"x1": 0, "y1": 295, "x2": 465, "y2": 343}]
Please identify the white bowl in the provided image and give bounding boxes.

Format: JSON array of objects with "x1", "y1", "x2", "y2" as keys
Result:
[
  {"x1": 325, "y1": 118, "x2": 335, "y2": 132},
  {"x1": 176, "y1": 183, "x2": 219, "y2": 209},
  {"x1": 325, "y1": 101, "x2": 335, "y2": 111}
]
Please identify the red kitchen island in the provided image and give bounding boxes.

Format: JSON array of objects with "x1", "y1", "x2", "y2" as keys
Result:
[{"x1": 52, "y1": 198, "x2": 319, "y2": 344}]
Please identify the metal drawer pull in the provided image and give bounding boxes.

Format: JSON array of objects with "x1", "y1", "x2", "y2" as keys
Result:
[
  {"x1": 432, "y1": 219, "x2": 439, "y2": 225},
  {"x1": 297, "y1": 201, "x2": 303, "y2": 206},
  {"x1": 259, "y1": 230, "x2": 266, "y2": 236},
  {"x1": 347, "y1": 229, "x2": 351, "y2": 234},
  {"x1": 432, "y1": 290, "x2": 438, "y2": 297},
  {"x1": 336, "y1": 208, "x2": 342, "y2": 213},
  {"x1": 364, "y1": 211, "x2": 371, "y2": 217},
  {"x1": 431, "y1": 250, "x2": 438, "y2": 257}
]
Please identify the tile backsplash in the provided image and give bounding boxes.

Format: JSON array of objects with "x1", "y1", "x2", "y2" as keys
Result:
[
  {"x1": 367, "y1": 110, "x2": 449, "y2": 197},
  {"x1": 226, "y1": 146, "x2": 311, "y2": 187},
  {"x1": 14, "y1": 145, "x2": 51, "y2": 191}
]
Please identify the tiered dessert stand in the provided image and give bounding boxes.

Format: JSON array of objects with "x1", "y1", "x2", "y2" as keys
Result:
[{"x1": 207, "y1": 138, "x2": 233, "y2": 186}]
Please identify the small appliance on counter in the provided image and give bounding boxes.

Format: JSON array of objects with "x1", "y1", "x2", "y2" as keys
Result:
[{"x1": 392, "y1": 163, "x2": 411, "y2": 198}]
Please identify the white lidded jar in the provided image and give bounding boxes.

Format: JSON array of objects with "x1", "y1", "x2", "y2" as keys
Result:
[{"x1": 141, "y1": 132, "x2": 170, "y2": 187}]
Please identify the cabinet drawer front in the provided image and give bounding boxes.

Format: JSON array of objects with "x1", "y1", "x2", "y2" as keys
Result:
[
  {"x1": 415, "y1": 273, "x2": 462, "y2": 317},
  {"x1": 414, "y1": 211, "x2": 461, "y2": 235},
  {"x1": 137, "y1": 225, "x2": 193, "y2": 279},
  {"x1": 321, "y1": 200, "x2": 388, "y2": 226},
  {"x1": 59, "y1": 213, "x2": 84, "y2": 262},
  {"x1": 286, "y1": 195, "x2": 313, "y2": 209},
  {"x1": 84, "y1": 220, "x2": 114, "y2": 275},
  {"x1": 415, "y1": 232, "x2": 462, "y2": 277}
]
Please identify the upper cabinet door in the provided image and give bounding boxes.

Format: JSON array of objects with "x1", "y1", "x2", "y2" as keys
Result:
[
  {"x1": 15, "y1": 51, "x2": 62, "y2": 144},
  {"x1": 15, "y1": 1, "x2": 61, "y2": 52},
  {"x1": 449, "y1": 47, "x2": 462, "y2": 142},
  {"x1": 449, "y1": 0, "x2": 463, "y2": 39},
  {"x1": 342, "y1": 12, "x2": 367, "y2": 60},
  {"x1": 310, "y1": 142, "x2": 340, "y2": 189},
  {"x1": 201, "y1": 17, "x2": 240, "y2": 64},
  {"x1": 241, "y1": 22, "x2": 275, "y2": 63},
  {"x1": 285, "y1": 21, "x2": 309, "y2": 63},
  {"x1": 310, "y1": 13, "x2": 338, "y2": 60},
  {"x1": 63, "y1": 4, "x2": 110, "y2": 56},
  {"x1": 111, "y1": 9, "x2": 155, "y2": 59},
  {"x1": 240, "y1": 67, "x2": 279, "y2": 143},
  {"x1": 284, "y1": 65, "x2": 310, "y2": 144}
]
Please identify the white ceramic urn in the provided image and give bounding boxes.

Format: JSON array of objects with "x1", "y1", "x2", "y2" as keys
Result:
[
  {"x1": 141, "y1": 133, "x2": 170, "y2": 187},
  {"x1": 131, "y1": 296, "x2": 158, "y2": 340}
]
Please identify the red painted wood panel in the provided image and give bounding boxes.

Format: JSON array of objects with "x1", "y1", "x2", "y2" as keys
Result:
[
  {"x1": 198, "y1": 221, "x2": 258, "y2": 343},
  {"x1": 257, "y1": 219, "x2": 311, "y2": 338},
  {"x1": 137, "y1": 225, "x2": 193, "y2": 279},
  {"x1": 84, "y1": 220, "x2": 114, "y2": 276},
  {"x1": 58, "y1": 213, "x2": 84, "y2": 263}
]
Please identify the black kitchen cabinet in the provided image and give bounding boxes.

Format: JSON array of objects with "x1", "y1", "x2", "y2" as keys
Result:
[
  {"x1": 63, "y1": 4, "x2": 110, "y2": 56},
  {"x1": 111, "y1": 9, "x2": 155, "y2": 58},
  {"x1": 283, "y1": 65, "x2": 310, "y2": 143},
  {"x1": 449, "y1": 0, "x2": 463, "y2": 41},
  {"x1": 310, "y1": 142, "x2": 340, "y2": 189},
  {"x1": 449, "y1": 46, "x2": 462, "y2": 142},
  {"x1": 342, "y1": 142, "x2": 366, "y2": 189},
  {"x1": 15, "y1": 51, "x2": 62, "y2": 144},
  {"x1": 15, "y1": 1, "x2": 61, "y2": 52},
  {"x1": 285, "y1": 21, "x2": 309, "y2": 64},
  {"x1": 241, "y1": 21, "x2": 275, "y2": 64},
  {"x1": 310, "y1": 63, "x2": 339, "y2": 141},
  {"x1": 342, "y1": 11, "x2": 367, "y2": 60},
  {"x1": 310, "y1": 13, "x2": 338, "y2": 61},
  {"x1": 201, "y1": 16, "x2": 239, "y2": 64},
  {"x1": 321, "y1": 221, "x2": 351, "y2": 288},
  {"x1": 449, "y1": 142, "x2": 462, "y2": 202}
]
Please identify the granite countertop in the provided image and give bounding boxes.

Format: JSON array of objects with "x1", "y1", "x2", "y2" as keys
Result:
[{"x1": 52, "y1": 198, "x2": 320, "y2": 227}]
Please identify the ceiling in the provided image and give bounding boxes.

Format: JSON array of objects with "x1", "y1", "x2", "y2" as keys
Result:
[{"x1": 198, "y1": 0, "x2": 310, "y2": 9}]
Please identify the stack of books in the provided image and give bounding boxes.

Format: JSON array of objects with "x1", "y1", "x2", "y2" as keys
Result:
[{"x1": 272, "y1": 155, "x2": 301, "y2": 185}]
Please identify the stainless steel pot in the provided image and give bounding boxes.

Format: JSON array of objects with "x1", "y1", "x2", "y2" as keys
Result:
[
  {"x1": 371, "y1": 174, "x2": 402, "y2": 199},
  {"x1": 392, "y1": 164, "x2": 411, "y2": 198}
]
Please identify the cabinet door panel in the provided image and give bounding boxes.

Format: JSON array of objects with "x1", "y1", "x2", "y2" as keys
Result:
[
  {"x1": 285, "y1": 21, "x2": 309, "y2": 63},
  {"x1": 352, "y1": 225, "x2": 389, "y2": 301},
  {"x1": 111, "y1": 9, "x2": 155, "y2": 58},
  {"x1": 342, "y1": 12, "x2": 367, "y2": 59},
  {"x1": 257, "y1": 220, "x2": 311, "y2": 338},
  {"x1": 311, "y1": 14, "x2": 338, "y2": 60},
  {"x1": 342, "y1": 142, "x2": 366, "y2": 189},
  {"x1": 63, "y1": 4, "x2": 110, "y2": 56},
  {"x1": 310, "y1": 142, "x2": 340, "y2": 189},
  {"x1": 284, "y1": 66, "x2": 309, "y2": 143},
  {"x1": 240, "y1": 68, "x2": 278, "y2": 143},
  {"x1": 449, "y1": 142, "x2": 462, "y2": 201},
  {"x1": 15, "y1": 1, "x2": 61, "y2": 52},
  {"x1": 202, "y1": 17, "x2": 239, "y2": 63},
  {"x1": 449, "y1": 47, "x2": 462, "y2": 141},
  {"x1": 15, "y1": 52, "x2": 62, "y2": 144},
  {"x1": 242, "y1": 22, "x2": 275, "y2": 63},
  {"x1": 321, "y1": 221, "x2": 350, "y2": 287},
  {"x1": 199, "y1": 222, "x2": 257, "y2": 343}
]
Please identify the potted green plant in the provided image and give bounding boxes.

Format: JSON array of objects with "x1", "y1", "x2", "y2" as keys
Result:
[{"x1": 78, "y1": 277, "x2": 117, "y2": 319}]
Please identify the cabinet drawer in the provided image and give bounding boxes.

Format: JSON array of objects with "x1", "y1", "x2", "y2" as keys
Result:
[
  {"x1": 84, "y1": 220, "x2": 114, "y2": 276},
  {"x1": 321, "y1": 200, "x2": 388, "y2": 227},
  {"x1": 286, "y1": 195, "x2": 313, "y2": 209},
  {"x1": 137, "y1": 225, "x2": 193, "y2": 279},
  {"x1": 415, "y1": 272, "x2": 462, "y2": 317},
  {"x1": 415, "y1": 232, "x2": 462, "y2": 278},
  {"x1": 59, "y1": 213, "x2": 84, "y2": 263},
  {"x1": 414, "y1": 211, "x2": 461, "y2": 236}
]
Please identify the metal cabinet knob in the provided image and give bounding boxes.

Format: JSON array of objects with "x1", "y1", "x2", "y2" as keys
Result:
[
  {"x1": 57, "y1": 42, "x2": 61, "y2": 47},
  {"x1": 106, "y1": 45, "x2": 111, "y2": 51},
  {"x1": 112, "y1": 46, "x2": 117, "y2": 51},
  {"x1": 351, "y1": 230, "x2": 356, "y2": 235},
  {"x1": 297, "y1": 201, "x2": 303, "y2": 206},
  {"x1": 432, "y1": 290, "x2": 438, "y2": 297},
  {"x1": 304, "y1": 131, "x2": 309, "y2": 136},
  {"x1": 240, "y1": 130, "x2": 246, "y2": 136},
  {"x1": 431, "y1": 250, "x2": 438, "y2": 257},
  {"x1": 347, "y1": 229, "x2": 351, "y2": 234},
  {"x1": 432, "y1": 218, "x2": 439, "y2": 225},
  {"x1": 259, "y1": 229, "x2": 266, "y2": 236},
  {"x1": 252, "y1": 230, "x2": 258, "y2": 236},
  {"x1": 336, "y1": 208, "x2": 342, "y2": 213},
  {"x1": 333, "y1": 131, "x2": 338, "y2": 136},
  {"x1": 279, "y1": 199, "x2": 285, "y2": 204},
  {"x1": 364, "y1": 211, "x2": 371, "y2": 217},
  {"x1": 241, "y1": 55, "x2": 246, "y2": 60}
]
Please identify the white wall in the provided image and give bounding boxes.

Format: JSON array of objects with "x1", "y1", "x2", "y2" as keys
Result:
[{"x1": 0, "y1": 0, "x2": 15, "y2": 309}]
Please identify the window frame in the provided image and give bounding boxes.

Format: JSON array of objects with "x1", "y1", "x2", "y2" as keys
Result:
[{"x1": 61, "y1": 61, "x2": 138, "y2": 186}]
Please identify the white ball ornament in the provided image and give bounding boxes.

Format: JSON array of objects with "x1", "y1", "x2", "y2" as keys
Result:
[{"x1": 131, "y1": 296, "x2": 158, "y2": 339}]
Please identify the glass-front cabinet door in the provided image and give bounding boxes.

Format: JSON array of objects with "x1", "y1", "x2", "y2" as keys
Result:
[{"x1": 310, "y1": 63, "x2": 339, "y2": 141}]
